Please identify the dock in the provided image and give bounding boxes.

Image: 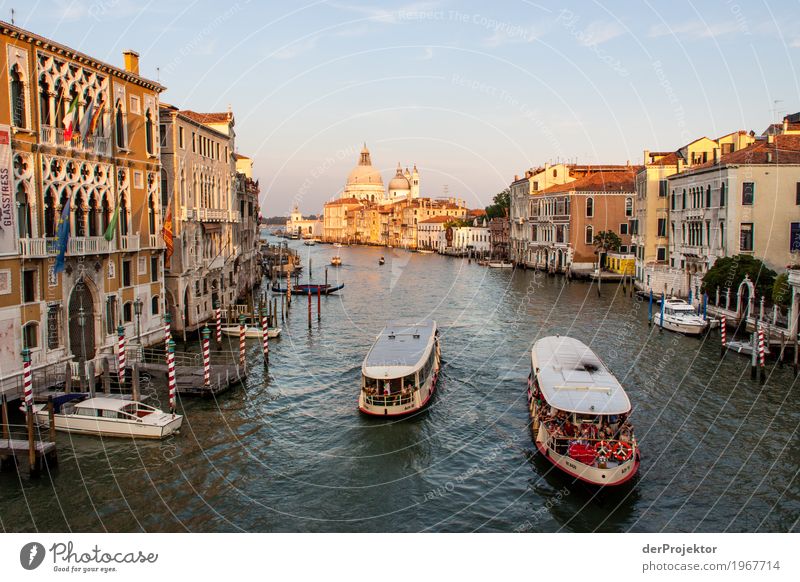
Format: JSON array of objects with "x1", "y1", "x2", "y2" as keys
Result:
[
  {"x1": 0, "y1": 395, "x2": 58, "y2": 477},
  {"x1": 130, "y1": 347, "x2": 246, "y2": 397}
]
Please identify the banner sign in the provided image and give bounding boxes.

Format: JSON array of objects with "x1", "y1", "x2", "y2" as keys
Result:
[{"x1": 0, "y1": 124, "x2": 17, "y2": 256}]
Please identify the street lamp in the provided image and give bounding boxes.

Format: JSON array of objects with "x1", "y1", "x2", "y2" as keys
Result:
[{"x1": 134, "y1": 297, "x2": 143, "y2": 343}]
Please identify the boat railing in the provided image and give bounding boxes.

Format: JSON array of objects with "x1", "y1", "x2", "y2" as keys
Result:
[
  {"x1": 363, "y1": 391, "x2": 415, "y2": 407},
  {"x1": 544, "y1": 433, "x2": 637, "y2": 463}
]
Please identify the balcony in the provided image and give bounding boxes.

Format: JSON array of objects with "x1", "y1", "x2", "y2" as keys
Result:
[
  {"x1": 40, "y1": 125, "x2": 112, "y2": 157},
  {"x1": 19, "y1": 236, "x2": 116, "y2": 258},
  {"x1": 181, "y1": 208, "x2": 196, "y2": 221},
  {"x1": 147, "y1": 234, "x2": 164, "y2": 249},
  {"x1": 120, "y1": 235, "x2": 140, "y2": 252},
  {"x1": 198, "y1": 208, "x2": 228, "y2": 222}
]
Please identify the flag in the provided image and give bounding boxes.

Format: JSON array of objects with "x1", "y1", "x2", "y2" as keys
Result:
[
  {"x1": 63, "y1": 95, "x2": 79, "y2": 141},
  {"x1": 103, "y1": 201, "x2": 120, "y2": 242},
  {"x1": 78, "y1": 99, "x2": 95, "y2": 139},
  {"x1": 162, "y1": 199, "x2": 174, "y2": 268},
  {"x1": 53, "y1": 195, "x2": 72, "y2": 274},
  {"x1": 88, "y1": 103, "x2": 104, "y2": 135}
]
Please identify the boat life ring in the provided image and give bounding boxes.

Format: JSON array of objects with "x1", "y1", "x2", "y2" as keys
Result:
[
  {"x1": 594, "y1": 440, "x2": 612, "y2": 457},
  {"x1": 612, "y1": 441, "x2": 633, "y2": 462}
]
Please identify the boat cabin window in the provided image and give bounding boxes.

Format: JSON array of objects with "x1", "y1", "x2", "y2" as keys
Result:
[
  {"x1": 76, "y1": 407, "x2": 100, "y2": 417},
  {"x1": 101, "y1": 409, "x2": 119, "y2": 419}
]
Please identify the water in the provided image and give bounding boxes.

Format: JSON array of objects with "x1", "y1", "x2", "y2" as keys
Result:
[{"x1": 2, "y1": 239, "x2": 798, "y2": 532}]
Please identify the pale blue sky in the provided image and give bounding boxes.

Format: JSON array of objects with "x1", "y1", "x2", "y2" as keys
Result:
[{"x1": 5, "y1": 0, "x2": 800, "y2": 214}]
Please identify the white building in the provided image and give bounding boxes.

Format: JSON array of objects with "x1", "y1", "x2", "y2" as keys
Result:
[
  {"x1": 451, "y1": 219, "x2": 490, "y2": 255},
  {"x1": 418, "y1": 216, "x2": 449, "y2": 251},
  {"x1": 286, "y1": 206, "x2": 322, "y2": 238}
]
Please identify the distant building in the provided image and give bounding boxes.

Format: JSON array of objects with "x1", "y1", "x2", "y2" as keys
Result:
[
  {"x1": 489, "y1": 217, "x2": 510, "y2": 259},
  {"x1": 286, "y1": 206, "x2": 322, "y2": 238},
  {"x1": 451, "y1": 218, "x2": 490, "y2": 256},
  {"x1": 418, "y1": 216, "x2": 449, "y2": 251},
  {"x1": 233, "y1": 154, "x2": 260, "y2": 301}
]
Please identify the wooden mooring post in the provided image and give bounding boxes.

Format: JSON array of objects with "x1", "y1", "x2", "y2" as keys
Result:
[
  {"x1": 64, "y1": 362, "x2": 72, "y2": 393},
  {"x1": 1, "y1": 394, "x2": 9, "y2": 441},
  {"x1": 102, "y1": 357, "x2": 111, "y2": 394},
  {"x1": 307, "y1": 288, "x2": 312, "y2": 330},
  {"x1": 317, "y1": 285, "x2": 321, "y2": 322}
]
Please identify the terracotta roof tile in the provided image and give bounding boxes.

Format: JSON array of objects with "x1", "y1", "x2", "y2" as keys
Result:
[
  {"x1": 540, "y1": 168, "x2": 639, "y2": 194},
  {"x1": 179, "y1": 110, "x2": 232, "y2": 124},
  {"x1": 419, "y1": 216, "x2": 452, "y2": 224},
  {"x1": 682, "y1": 134, "x2": 800, "y2": 174}
]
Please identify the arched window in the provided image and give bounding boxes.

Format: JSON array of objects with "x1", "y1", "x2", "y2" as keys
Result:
[
  {"x1": 22, "y1": 321, "x2": 39, "y2": 349},
  {"x1": 115, "y1": 101, "x2": 125, "y2": 148},
  {"x1": 586, "y1": 197, "x2": 594, "y2": 218},
  {"x1": 151, "y1": 296, "x2": 160, "y2": 315},
  {"x1": 74, "y1": 190, "x2": 86, "y2": 237},
  {"x1": 44, "y1": 187, "x2": 56, "y2": 237},
  {"x1": 120, "y1": 194, "x2": 129, "y2": 235},
  {"x1": 720, "y1": 182, "x2": 726, "y2": 207},
  {"x1": 39, "y1": 76, "x2": 51, "y2": 126},
  {"x1": 123, "y1": 301, "x2": 133, "y2": 323},
  {"x1": 16, "y1": 184, "x2": 32, "y2": 238},
  {"x1": 101, "y1": 194, "x2": 111, "y2": 235},
  {"x1": 148, "y1": 194, "x2": 156, "y2": 235},
  {"x1": 161, "y1": 169, "x2": 169, "y2": 207},
  {"x1": 88, "y1": 193, "x2": 99, "y2": 237},
  {"x1": 625, "y1": 197, "x2": 632, "y2": 217},
  {"x1": 145, "y1": 110, "x2": 154, "y2": 154},
  {"x1": 10, "y1": 65, "x2": 27, "y2": 128},
  {"x1": 585, "y1": 225, "x2": 594, "y2": 245}
]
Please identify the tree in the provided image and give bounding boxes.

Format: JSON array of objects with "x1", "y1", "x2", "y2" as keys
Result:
[
  {"x1": 592, "y1": 230, "x2": 621, "y2": 268},
  {"x1": 485, "y1": 188, "x2": 510, "y2": 219},
  {"x1": 701, "y1": 255, "x2": 777, "y2": 299},
  {"x1": 772, "y1": 272, "x2": 790, "y2": 307}
]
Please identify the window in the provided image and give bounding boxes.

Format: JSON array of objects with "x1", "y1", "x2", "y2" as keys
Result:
[
  {"x1": 134, "y1": 171, "x2": 144, "y2": 189},
  {"x1": 145, "y1": 110, "x2": 154, "y2": 154},
  {"x1": 656, "y1": 247, "x2": 667, "y2": 262},
  {"x1": 123, "y1": 301, "x2": 133, "y2": 323},
  {"x1": 720, "y1": 182, "x2": 726, "y2": 207},
  {"x1": 740, "y1": 223, "x2": 754, "y2": 252},
  {"x1": 10, "y1": 65, "x2": 27, "y2": 128},
  {"x1": 23, "y1": 269, "x2": 37, "y2": 303},
  {"x1": 105, "y1": 297, "x2": 117, "y2": 335},
  {"x1": 620, "y1": 245, "x2": 628, "y2": 253},
  {"x1": 159, "y1": 123, "x2": 168, "y2": 147},
  {"x1": 16, "y1": 184, "x2": 32, "y2": 238},
  {"x1": 586, "y1": 197, "x2": 594, "y2": 217},
  {"x1": 151, "y1": 296, "x2": 160, "y2": 315},
  {"x1": 585, "y1": 225, "x2": 594, "y2": 245},
  {"x1": 532, "y1": 181, "x2": 539, "y2": 191},
  {"x1": 657, "y1": 218, "x2": 667, "y2": 238},
  {"x1": 658, "y1": 180, "x2": 668, "y2": 198},
  {"x1": 150, "y1": 257, "x2": 159, "y2": 282},
  {"x1": 742, "y1": 182, "x2": 754, "y2": 205},
  {"x1": 129, "y1": 95, "x2": 140, "y2": 114},
  {"x1": 620, "y1": 223, "x2": 629, "y2": 235},
  {"x1": 22, "y1": 322, "x2": 38, "y2": 350},
  {"x1": 682, "y1": 189, "x2": 686, "y2": 209},
  {"x1": 791, "y1": 223, "x2": 800, "y2": 252},
  {"x1": 47, "y1": 304, "x2": 61, "y2": 350},
  {"x1": 192, "y1": 132, "x2": 196, "y2": 153},
  {"x1": 720, "y1": 222, "x2": 725, "y2": 251},
  {"x1": 625, "y1": 198, "x2": 633, "y2": 217},
  {"x1": 179, "y1": 126, "x2": 184, "y2": 149},
  {"x1": 796, "y1": 183, "x2": 800, "y2": 206},
  {"x1": 705, "y1": 185, "x2": 711, "y2": 208},
  {"x1": 122, "y1": 260, "x2": 131, "y2": 287},
  {"x1": 115, "y1": 101, "x2": 125, "y2": 148}
]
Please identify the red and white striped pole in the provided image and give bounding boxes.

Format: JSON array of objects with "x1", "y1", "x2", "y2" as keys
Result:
[
  {"x1": 239, "y1": 314, "x2": 246, "y2": 368},
  {"x1": 163, "y1": 313, "x2": 172, "y2": 369},
  {"x1": 167, "y1": 339, "x2": 177, "y2": 413},
  {"x1": 720, "y1": 315, "x2": 727, "y2": 355},
  {"x1": 21, "y1": 348, "x2": 33, "y2": 409},
  {"x1": 201, "y1": 327, "x2": 211, "y2": 387},
  {"x1": 758, "y1": 324, "x2": 766, "y2": 368},
  {"x1": 261, "y1": 307, "x2": 270, "y2": 366},
  {"x1": 117, "y1": 325, "x2": 126, "y2": 386},
  {"x1": 215, "y1": 302, "x2": 222, "y2": 346}
]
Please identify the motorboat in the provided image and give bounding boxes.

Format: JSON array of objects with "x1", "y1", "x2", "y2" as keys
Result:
[
  {"x1": 359, "y1": 320, "x2": 441, "y2": 417},
  {"x1": 221, "y1": 325, "x2": 281, "y2": 338},
  {"x1": 379, "y1": 257, "x2": 385, "y2": 265},
  {"x1": 303, "y1": 239, "x2": 316, "y2": 246},
  {"x1": 28, "y1": 396, "x2": 182, "y2": 439},
  {"x1": 527, "y1": 336, "x2": 640, "y2": 486},
  {"x1": 654, "y1": 298, "x2": 708, "y2": 335},
  {"x1": 334, "y1": 243, "x2": 343, "y2": 248},
  {"x1": 488, "y1": 261, "x2": 513, "y2": 268},
  {"x1": 726, "y1": 339, "x2": 771, "y2": 356},
  {"x1": 417, "y1": 249, "x2": 435, "y2": 254},
  {"x1": 331, "y1": 256, "x2": 342, "y2": 266}
]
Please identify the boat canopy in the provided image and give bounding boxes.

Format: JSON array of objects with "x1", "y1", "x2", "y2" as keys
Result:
[
  {"x1": 531, "y1": 336, "x2": 631, "y2": 415},
  {"x1": 74, "y1": 397, "x2": 137, "y2": 412},
  {"x1": 363, "y1": 320, "x2": 436, "y2": 380}
]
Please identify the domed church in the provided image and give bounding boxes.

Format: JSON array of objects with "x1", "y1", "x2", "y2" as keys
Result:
[{"x1": 342, "y1": 144, "x2": 419, "y2": 204}]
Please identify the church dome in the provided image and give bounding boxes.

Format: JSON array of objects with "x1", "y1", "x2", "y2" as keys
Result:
[
  {"x1": 346, "y1": 144, "x2": 384, "y2": 186},
  {"x1": 388, "y1": 163, "x2": 410, "y2": 191}
]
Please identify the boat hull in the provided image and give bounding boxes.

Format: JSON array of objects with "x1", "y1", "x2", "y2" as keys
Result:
[
  {"x1": 271, "y1": 283, "x2": 344, "y2": 295},
  {"x1": 653, "y1": 315, "x2": 707, "y2": 335},
  {"x1": 32, "y1": 409, "x2": 183, "y2": 439},
  {"x1": 221, "y1": 326, "x2": 281, "y2": 338}
]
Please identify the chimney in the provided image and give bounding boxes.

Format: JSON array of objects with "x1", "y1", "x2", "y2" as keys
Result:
[
  {"x1": 123, "y1": 50, "x2": 140, "y2": 75},
  {"x1": 514, "y1": 174, "x2": 519, "y2": 181},
  {"x1": 713, "y1": 148, "x2": 720, "y2": 164},
  {"x1": 783, "y1": 117, "x2": 788, "y2": 133},
  {"x1": 767, "y1": 151, "x2": 773, "y2": 163},
  {"x1": 767, "y1": 133, "x2": 775, "y2": 144},
  {"x1": 677, "y1": 158, "x2": 684, "y2": 173},
  {"x1": 643, "y1": 149, "x2": 650, "y2": 164}
]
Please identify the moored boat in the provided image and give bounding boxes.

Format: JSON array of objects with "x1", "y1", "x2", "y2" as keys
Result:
[
  {"x1": 271, "y1": 282, "x2": 344, "y2": 295},
  {"x1": 654, "y1": 298, "x2": 708, "y2": 335},
  {"x1": 488, "y1": 261, "x2": 513, "y2": 268},
  {"x1": 28, "y1": 396, "x2": 182, "y2": 439},
  {"x1": 378, "y1": 256, "x2": 385, "y2": 265},
  {"x1": 221, "y1": 325, "x2": 282, "y2": 338},
  {"x1": 331, "y1": 255, "x2": 342, "y2": 266},
  {"x1": 359, "y1": 320, "x2": 441, "y2": 417},
  {"x1": 303, "y1": 239, "x2": 316, "y2": 246},
  {"x1": 527, "y1": 336, "x2": 640, "y2": 486},
  {"x1": 417, "y1": 249, "x2": 435, "y2": 254}
]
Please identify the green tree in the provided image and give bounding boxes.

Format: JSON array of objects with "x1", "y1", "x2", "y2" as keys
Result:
[
  {"x1": 701, "y1": 255, "x2": 777, "y2": 299},
  {"x1": 772, "y1": 272, "x2": 791, "y2": 307},
  {"x1": 592, "y1": 230, "x2": 621, "y2": 268},
  {"x1": 485, "y1": 188, "x2": 510, "y2": 219}
]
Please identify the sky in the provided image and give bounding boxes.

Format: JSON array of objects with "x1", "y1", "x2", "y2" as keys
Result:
[{"x1": 5, "y1": 0, "x2": 800, "y2": 214}]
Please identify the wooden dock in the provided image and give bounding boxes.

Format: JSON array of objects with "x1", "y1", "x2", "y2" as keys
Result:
[
  {"x1": 1, "y1": 395, "x2": 58, "y2": 477},
  {"x1": 137, "y1": 361, "x2": 245, "y2": 397}
]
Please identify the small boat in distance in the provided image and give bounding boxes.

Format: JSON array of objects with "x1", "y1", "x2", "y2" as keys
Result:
[
  {"x1": 221, "y1": 325, "x2": 282, "y2": 339},
  {"x1": 28, "y1": 396, "x2": 183, "y2": 439},
  {"x1": 303, "y1": 239, "x2": 316, "y2": 246},
  {"x1": 378, "y1": 256, "x2": 385, "y2": 265},
  {"x1": 726, "y1": 338, "x2": 771, "y2": 357},
  {"x1": 654, "y1": 298, "x2": 708, "y2": 335},
  {"x1": 331, "y1": 255, "x2": 342, "y2": 266},
  {"x1": 334, "y1": 243, "x2": 343, "y2": 248},
  {"x1": 417, "y1": 249, "x2": 435, "y2": 254},
  {"x1": 271, "y1": 282, "x2": 344, "y2": 295},
  {"x1": 359, "y1": 320, "x2": 441, "y2": 417},
  {"x1": 488, "y1": 261, "x2": 513, "y2": 268},
  {"x1": 528, "y1": 336, "x2": 640, "y2": 486}
]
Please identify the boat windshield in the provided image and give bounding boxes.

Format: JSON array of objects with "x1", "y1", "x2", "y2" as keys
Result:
[{"x1": 363, "y1": 374, "x2": 416, "y2": 394}]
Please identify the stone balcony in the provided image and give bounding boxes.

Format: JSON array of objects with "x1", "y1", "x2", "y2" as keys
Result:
[
  {"x1": 39, "y1": 125, "x2": 112, "y2": 157},
  {"x1": 19, "y1": 236, "x2": 116, "y2": 258}
]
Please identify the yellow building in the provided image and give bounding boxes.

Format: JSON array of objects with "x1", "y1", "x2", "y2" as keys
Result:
[{"x1": 0, "y1": 21, "x2": 165, "y2": 398}]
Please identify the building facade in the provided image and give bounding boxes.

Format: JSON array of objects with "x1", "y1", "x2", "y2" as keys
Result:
[
  {"x1": 159, "y1": 104, "x2": 238, "y2": 335},
  {"x1": 233, "y1": 154, "x2": 260, "y2": 302},
  {"x1": 286, "y1": 205, "x2": 322, "y2": 238},
  {"x1": 0, "y1": 22, "x2": 165, "y2": 397}
]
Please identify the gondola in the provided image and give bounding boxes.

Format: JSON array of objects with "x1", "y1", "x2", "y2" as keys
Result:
[{"x1": 271, "y1": 282, "x2": 345, "y2": 295}]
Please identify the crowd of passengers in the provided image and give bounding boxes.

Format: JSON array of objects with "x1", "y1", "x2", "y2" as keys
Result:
[
  {"x1": 363, "y1": 380, "x2": 415, "y2": 400},
  {"x1": 532, "y1": 387, "x2": 634, "y2": 444}
]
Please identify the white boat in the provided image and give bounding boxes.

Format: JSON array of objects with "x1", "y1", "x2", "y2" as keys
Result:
[
  {"x1": 654, "y1": 298, "x2": 708, "y2": 335},
  {"x1": 417, "y1": 249, "x2": 435, "y2": 254},
  {"x1": 726, "y1": 339, "x2": 771, "y2": 356},
  {"x1": 334, "y1": 243, "x2": 343, "y2": 248},
  {"x1": 528, "y1": 336, "x2": 640, "y2": 487},
  {"x1": 359, "y1": 320, "x2": 441, "y2": 417},
  {"x1": 331, "y1": 256, "x2": 342, "y2": 266},
  {"x1": 488, "y1": 261, "x2": 513, "y2": 268},
  {"x1": 28, "y1": 397, "x2": 182, "y2": 439},
  {"x1": 221, "y1": 325, "x2": 282, "y2": 338},
  {"x1": 303, "y1": 240, "x2": 316, "y2": 246}
]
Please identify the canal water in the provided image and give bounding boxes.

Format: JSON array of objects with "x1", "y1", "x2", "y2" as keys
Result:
[{"x1": 2, "y1": 238, "x2": 798, "y2": 532}]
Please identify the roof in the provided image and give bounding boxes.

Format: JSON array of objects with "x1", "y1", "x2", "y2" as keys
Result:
[
  {"x1": 677, "y1": 134, "x2": 800, "y2": 176},
  {"x1": 179, "y1": 110, "x2": 233, "y2": 125},
  {"x1": 469, "y1": 208, "x2": 487, "y2": 216},
  {"x1": 419, "y1": 216, "x2": 451, "y2": 224},
  {"x1": 647, "y1": 151, "x2": 679, "y2": 167},
  {"x1": 531, "y1": 336, "x2": 631, "y2": 415},
  {"x1": 325, "y1": 197, "x2": 363, "y2": 207},
  {"x1": 539, "y1": 169, "x2": 639, "y2": 195},
  {"x1": 233, "y1": 153, "x2": 250, "y2": 160},
  {"x1": 363, "y1": 320, "x2": 437, "y2": 379},
  {"x1": 74, "y1": 397, "x2": 136, "y2": 412}
]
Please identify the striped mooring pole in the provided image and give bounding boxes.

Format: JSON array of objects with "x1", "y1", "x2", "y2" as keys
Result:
[
  {"x1": 215, "y1": 302, "x2": 222, "y2": 346},
  {"x1": 202, "y1": 327, "x2": 211, "y2": 387},
  {"x1": 261, "y1": 307, "x2": 270, "y2": 366},
  {"x1": 117, "y1": 325, "x2": 126, "y2": 386},
  {"x1": 239, "y1": 314, "x2": 247, "y2": 368},
  {"x1": 758, "y1": 324, "x2": 766, "y2": 372},
  {"x1": 167, "y1": 339, "x2": 177, "y2": 413},
  {"x1": 163, "y1": 313, "x2": 172, "y2": 368},
  {"x1": 720, "y1": 315, "x2": 727, "y2": 355},
  {"x1": 22, "y1": 347, "x2": 33, "y2": 409}
]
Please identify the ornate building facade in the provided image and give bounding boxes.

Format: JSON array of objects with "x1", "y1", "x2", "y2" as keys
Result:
[{"x1": 0, "y1": 22, "x2": 165, "y2": 397}]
